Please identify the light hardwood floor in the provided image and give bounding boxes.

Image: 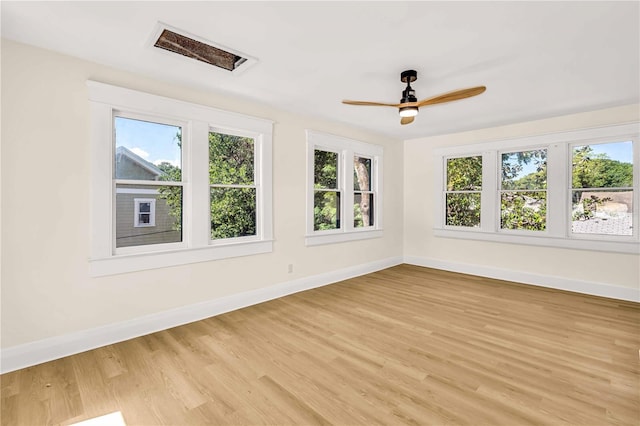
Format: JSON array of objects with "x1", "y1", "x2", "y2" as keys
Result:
[{"x1": 1, "y1": 265, "x2": 639, "y2": 425}]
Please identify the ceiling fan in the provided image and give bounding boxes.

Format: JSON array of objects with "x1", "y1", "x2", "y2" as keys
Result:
[{"x1": 342, "y1": 70, "x2": 486, "y2": 125}]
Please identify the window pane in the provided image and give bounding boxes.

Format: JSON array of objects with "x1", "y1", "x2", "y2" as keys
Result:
[
  {"x1": 314, "y1": 150, "x2": 338, "y2": 189},
  {"x1": 447, "y1": 156, "x2": 482, "y2": 191},
  {"x1": 572, "y1": 189, "x2": 633, "y2": 236},
  {"x1": 116, "y1": 184, "x2": 182, "y2": 248},
  {"x1": 139, "y1": 202, "x2": 151, "y2": 213},
  {"x1": 501, "y1": 149, "x2": 547, "y2": 190},
  {"x1": 314, "y1": 191, "x2": 340, "y2": 230},
  {"x1": 210, "y1": 187, "x2": 257, "y2": 240},
  {"x1": 572, "y1": 141, "x2": 633, "y2": 189},
  {"x1": 354, "y1": 157, "x2": 372, "y2": 190},
  {"x1": 114, "y1": 117, "x2": 182, "y2": 182},
  {"x1": 501, "y1": 191, "x2": 547, "y2": 231},
  {"x1": 354, "y1": 193, "x2": 374, "y2": 227},
  {"x1": 209, "y1": 131, "x2": 254, "y2": 185},
  {"x1": 446, "y1": 193, "x2": 481, "y2": 227}
]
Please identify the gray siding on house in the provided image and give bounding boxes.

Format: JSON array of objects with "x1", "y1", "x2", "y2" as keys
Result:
[{"x1": 115, "y1": 192, "x2": 181, "y2": 248}]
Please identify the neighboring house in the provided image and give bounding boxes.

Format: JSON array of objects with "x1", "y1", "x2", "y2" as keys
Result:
[{"x1": 114, "y1": 146, "x2": 182, "y2": 248}]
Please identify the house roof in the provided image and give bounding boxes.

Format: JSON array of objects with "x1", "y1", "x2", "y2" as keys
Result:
[
  {"x1": 1, "y1": 2, "x2": 638, "y2": 139},
  {"x1": 115, "y1": 146, "x2": 164, "y2": 178}
]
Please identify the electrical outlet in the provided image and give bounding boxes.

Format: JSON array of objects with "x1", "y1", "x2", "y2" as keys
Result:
[{"x1": 287, "y1": 264, "x2": 294, "y2": 274}]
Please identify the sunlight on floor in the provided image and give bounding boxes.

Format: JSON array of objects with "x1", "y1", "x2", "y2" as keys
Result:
[{"x1": 70, "y1": 411, "x2": 126, "y2": 426}]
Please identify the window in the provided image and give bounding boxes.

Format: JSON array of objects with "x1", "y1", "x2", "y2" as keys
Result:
[
  {"x1": 434, "y1": 122, "x2": 639, "y2": 254},
  {"x1": 209, "y1": 130, "x2": 257, "y2": 240},
  {"x1": 114, "y1": 115, "x2": 183, "y2": 250},
  {"x1": 500, "y1": 148, "x2": 547, "y2": 231},
  {"x1": 134, "y1": 199, "x2": 156, "y2": 228},
  {"x1": 571, "y1": 141, "x2": 634, "y2": 236},
  {"x1": 314, "y1": 149, "x2": 341, "y2": 231},
  {"x1": 89, "y1": 81, "x2": 273, "y2": 276},
  {"x1": 354, "y1": 156, "x2": 374, "y2": 228},
  {"x1": 306, "y1": 130, "x2": 383, "y2": 246},
  {"x1": 445, "y1": 156, "x2": 482, "y2": 227}
]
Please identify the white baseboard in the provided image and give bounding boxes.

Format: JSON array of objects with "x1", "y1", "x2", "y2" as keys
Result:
[
  {"x1": 0, "y1": 256, "x2": 403, "y2": 374},
  {"x1": 404, "y1": 256, "x2": 639, "y2": 303}
]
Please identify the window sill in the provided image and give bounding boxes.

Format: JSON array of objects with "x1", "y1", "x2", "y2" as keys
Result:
[
  {"x1": 90, "y1": 240, "x2": 273, "y2": 277},
  {"x1": 433, "y1": 228, "x2": 639, "y2": 254},
  {"x1": 305, "y1": 229, "x2": 383, "y2": 246}
]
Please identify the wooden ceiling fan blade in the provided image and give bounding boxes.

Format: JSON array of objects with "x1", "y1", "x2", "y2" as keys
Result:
[
  {"x1": 342, "y1": 100, "x2": 401, "y2": 107},
  {"x1": 417, "y1": 86, "x2": 486, "y2": 107},
  {"x1": 400, "y1": 116, "x2": 414, "y2": 125}
]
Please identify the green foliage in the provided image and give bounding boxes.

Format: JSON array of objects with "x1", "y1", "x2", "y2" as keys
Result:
[
  {"x1": 447, "y1": 156, "x2": 482, "y2": 191},
  {"x1": 572, "y1": 145, "x2": 632, "y2": 203},
  {"x1": 499, "y1": 150, "x2": 547, "y2": 230},
  {"x1": 446, "y1": 193, "x2": 481, "y2": 227},
  {"x1": 314, "y1": 191, "x2": 340, "y2": 231},
  {"x1": 313, "y1": 150, "x2": 340, "y2": 230},
  {"x1": 500, "y1": 192, "x2": 547, "y2": 231},
  {"x1": 315, "y1": 150, "x2": 338, "y2": 189},
  {"x1": 444, "y1": 156, "x2": 482, "y2": 227},
  {"x1": 501, "y1": 149, "x2": 547, "y2": 190},
  {"x1": 156, "y1": 131, "x2": 257, "y2": 239},
  {"x1": 209, "y1": 132, "x2": 256, "y2": 239},
  {"x1": 157, "y1": 162, "x2": 183, "y2": 231}
]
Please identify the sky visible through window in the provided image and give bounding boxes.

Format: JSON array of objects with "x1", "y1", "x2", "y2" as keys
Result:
[
  {"x1": 114, "y1": 117, "x2": 181, "y2": 167},
  {"x1": 587, "y1": 140, "x2": 632, "y2": 164},
  {"x1": 514, "y1": 141, "x2": 633, "y2": 177}
]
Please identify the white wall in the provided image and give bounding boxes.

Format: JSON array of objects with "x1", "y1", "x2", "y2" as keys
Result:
[
  {"x1": 404, "y1": 104, "x2": 640, "y2": 295},
  {"x1": 0, "y1": 39, "x2": 404, "y2": 351}
]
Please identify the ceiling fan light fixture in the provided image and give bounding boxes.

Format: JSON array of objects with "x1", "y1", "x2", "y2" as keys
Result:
[{"x1": 399, "y1": 106, "x2": 419, "y2": 117}]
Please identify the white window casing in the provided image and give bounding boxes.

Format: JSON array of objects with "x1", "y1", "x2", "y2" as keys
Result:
[
  {"x1": 305, "y1": 130, "x2": 384, "y2": 246},
  {"x1": 88, "y1": 81, "x2": 273, "y2": 276},
  {"x1": 433, "y1": 122, "x2": 639, "y2": 254}
]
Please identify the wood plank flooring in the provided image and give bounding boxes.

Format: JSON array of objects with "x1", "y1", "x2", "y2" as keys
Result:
[{"x1": 1, "y1": 264, "x2": 639, "y2": 425}]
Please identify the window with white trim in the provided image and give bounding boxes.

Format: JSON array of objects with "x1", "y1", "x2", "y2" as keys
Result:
[
  {"x1": 134, "y1": 199, "x2": 156, "y2": 228},
  {"x1": 306, "y1": 130, "x2": 383, "y2": 246},
  {"x1": 434, "y1": 122, "x2": 639, "y2": 254},
  {"x1": 89, "y1": 81, "x2": 273, "y2": 276}
]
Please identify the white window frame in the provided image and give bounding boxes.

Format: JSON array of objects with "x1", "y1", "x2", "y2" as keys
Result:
[
  {"x1": 89, "y1": 81, "x2": 273, "y2": 276},
  {"x1": 444, "y1": 154, "x2": 483, "y2": 228},
  {"x1": 208, "y1": 127, "x2": 261, "y2": 245},
  {"x1": 134, "y1": 198, "x2": 156, "y2": 227},
  {"x1": 306, "y1": 130, "x2": 383, "y2": 246},
  {"x1": 497, "y1": 146, "x2": 549, "y2": 235},
  {"x1": 434, "y1": 122, "x2": 639, "y2": 254}
]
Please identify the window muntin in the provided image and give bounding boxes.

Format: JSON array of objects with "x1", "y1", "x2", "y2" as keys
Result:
[
  {"x1": 114, "y1": 115, "x2": 184, "y2": 250},
  {"x1": 500, "y1": 149, "x2": 547, "y2": 231},
  {"x1": 314, "y1": 149, "x2": 341, "y2": 231},
  {"x1": 571, "y1": 141, "x2": 633, "y2": 236},
  {"x1": 445, "y1": 156, "x2": 482, "y2": 227},
  {"x1": 354, "y1": 156, "x2": 374, "y2": 228},
  {"x1": 208, "y1": 130, "x2": 257, "y2": 240}
]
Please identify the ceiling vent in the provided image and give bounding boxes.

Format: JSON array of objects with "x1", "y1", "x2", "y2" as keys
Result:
[{"x1": 149, "y1": 23, "x2": 256, "y2": 74}]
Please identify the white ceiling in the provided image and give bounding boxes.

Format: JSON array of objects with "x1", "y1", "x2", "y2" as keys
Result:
[{"x1": 2, "y1": 1, "x2": 639, "y2": 140}]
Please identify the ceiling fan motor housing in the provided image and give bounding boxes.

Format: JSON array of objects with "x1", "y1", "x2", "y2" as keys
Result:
[
  {"x1": 400, "y1": 70, "x2": 419, "y2": 117},
  {"x1": 400, "y1": 69, "x2": 418, "y2": 103}
]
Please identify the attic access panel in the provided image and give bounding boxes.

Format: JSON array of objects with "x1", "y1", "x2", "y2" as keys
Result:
[{"x1": 151, "y1": 24, "x2": 256, "y2": 73}]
